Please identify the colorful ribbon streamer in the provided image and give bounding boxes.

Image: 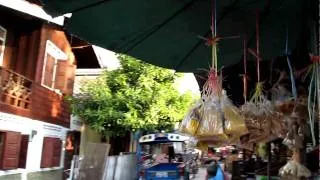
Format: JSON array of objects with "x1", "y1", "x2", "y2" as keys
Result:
[
  {"x1": 307, "y1": 64, "x2": 317, "y2": 146},
  {"x1": 285, "y1": 28, "x2": 297, "y2": 100}
]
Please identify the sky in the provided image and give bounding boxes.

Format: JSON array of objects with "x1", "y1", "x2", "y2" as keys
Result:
[{"x1": 92, "y1": 45, "x2": 200, "y2": 96}]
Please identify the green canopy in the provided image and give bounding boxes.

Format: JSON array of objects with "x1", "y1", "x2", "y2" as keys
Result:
[{"x1": 42, "y1": 0, "x2": 315, "y2": 72}]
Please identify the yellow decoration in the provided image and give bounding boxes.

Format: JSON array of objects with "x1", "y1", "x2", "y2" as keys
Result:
[
  {"x1": 196, "y1": 142, "x2": 208, "y2": 152},
  {"x1": 185, "y1": 119, "x2": 200, "y2": 135},
  {"x1": 223, "y1": 105, "x2": 248, "y2": 136}
]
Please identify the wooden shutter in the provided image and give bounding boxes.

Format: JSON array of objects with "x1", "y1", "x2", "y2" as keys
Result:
[
  {"x1": 66, "y1": 64, "x2": 76, "y2": 95},
  {"x1": 54, "y1": 61, "x2": 76, "y2": 95},
  {"x1": 52, "y1": 138, "x2": 62, "y2": 167},
  {"x1": 41, "y1": 137, "x2": 62, "y2": 168},
  {"x1": 18, "y1": 135, "x2": 29, "y2": 168},
  {"x1": 54, "y1": 61, "x2": 67, "y2": 92},
  {"x1": 0, "y1": 131, "x2": 21, "y2": 170},
  {"x1": 43, "y1": 54, "x2": 56, "y2": 88},
  {"x1": 41, "y1": 137, "x2": 53, "y2": 168}
]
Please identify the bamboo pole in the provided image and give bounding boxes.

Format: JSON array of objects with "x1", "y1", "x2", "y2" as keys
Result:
[{"x1": 316, "y1": 0, "x2": 320, "y2": 174}]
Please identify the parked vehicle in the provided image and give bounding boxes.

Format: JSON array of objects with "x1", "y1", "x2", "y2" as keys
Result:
[{"x1": 137, "y1": 133, "x2": 189, "y2": 180}]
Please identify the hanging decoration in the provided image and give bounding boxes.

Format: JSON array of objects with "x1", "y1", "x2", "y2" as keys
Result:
[
  {"x1": 276, "y1": 29, "x2": 311, "y2": 180},
  {"x1": 304, "y1": 24, "x2": 320, "y2": 149},
  {"x1": 180, "y1": 100, "x2": 203, "y2": 135},
  {"x1": 306, "y1": 58, "x2": 318, "y2": 147},
  {"x1": 281, "y1": 53, "x2": 318, "y2": 152},
  {"x1": 279, "y1": 150, "x2": 311, "y2": 179},
  {"x1": 240, "y1": 11, "x2": 286, "y2": 146},
  {"x1": 180, "y1": 0, "x2": 247, "y2": 147},
  {"x1": 179, "y1": 1, "x2": 316, "y2": 178},
  {"x1": 279, "y1": 29, "x2": 309, "y2": 152}
]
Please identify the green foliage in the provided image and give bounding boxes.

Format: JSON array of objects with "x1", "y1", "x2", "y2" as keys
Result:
[{"x1": 68, "y1": 55, "x2": 195, "y2": 136}]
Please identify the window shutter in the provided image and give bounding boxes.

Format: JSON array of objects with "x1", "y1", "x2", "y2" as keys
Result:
[
  {"x1": 43, "y1": 54, "x2": 56, "y2": 88},
  {"x1": 66, "y1": 64, "x2": 76, "y2": 95},
  {"x1": 41, "y1": 137, "x2": 54, "y2": 168},
  {"x1": 0, "y1": 26, "x2": 6, "y2": 65},
  {"x1": 54, "y1": 62, "x2": 76, "y2": 95},
  {"x1": 54, "y1": 61, "x2": 67, "y2": 92},
  {"x1": 41, "y1": 137, "x2": 62, "y2": 168},
  {"x1": 52, "y1": 138, "x2": 62, "y2": 167},
  {"x1": 0, "y1": 131, "x2": 21, "y2": 170},
  {"x1": 19, "y1": 135, "x2": 29, "y2": 168}
]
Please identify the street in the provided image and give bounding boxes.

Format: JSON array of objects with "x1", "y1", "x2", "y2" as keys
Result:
[{"x1": 193, "y1": 168, "x2": 207, "y2": 180}]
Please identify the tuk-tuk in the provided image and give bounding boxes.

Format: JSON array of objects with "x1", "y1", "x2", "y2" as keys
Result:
[{"x1": 137, "y1": 133, "x2": 189, "y2": 180}]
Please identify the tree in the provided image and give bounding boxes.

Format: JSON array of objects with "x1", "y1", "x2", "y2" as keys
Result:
[{"x1": 68, "y1": 55, "x2": 195, "y2": 136}]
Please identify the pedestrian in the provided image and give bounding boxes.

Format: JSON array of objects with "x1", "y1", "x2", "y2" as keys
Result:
[
  {"x1": 183, "y1": 149, "x2": 192, "y2": 180},
  {"x1": 206, "y1": 161, "x2": 225, "y2": 180}
]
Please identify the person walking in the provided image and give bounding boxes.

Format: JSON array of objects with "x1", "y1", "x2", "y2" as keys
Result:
[
  {"x1": 183, "y1": 150, "x2": 192, "y2": 180},
  {"x1": 206, "y1": 161, "x2": 226, "y2": 180}
]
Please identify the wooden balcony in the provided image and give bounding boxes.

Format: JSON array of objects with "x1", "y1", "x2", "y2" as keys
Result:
[
  {"x1": 0, "y1": 67, "x2": 32, "y2": 110},
  {"x1": 0, "y1": 67, "x2": 70, "y2": 127}
]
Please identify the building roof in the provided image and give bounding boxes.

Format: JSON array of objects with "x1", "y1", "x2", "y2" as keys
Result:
[{"x1": 0, "y1": 0, "x2": 65, "y2": 25}]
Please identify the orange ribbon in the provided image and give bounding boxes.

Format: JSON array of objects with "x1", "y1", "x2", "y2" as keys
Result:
[
  {"x1": 198, "y1": 35, "x2": 221, "y2": 46},
  {"x1": 206, "y1": 36, "x2": 221, "y2": 46}
]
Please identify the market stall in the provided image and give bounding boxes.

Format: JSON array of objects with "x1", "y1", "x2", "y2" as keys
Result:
[
  {"x1": 178, "y1": 1, "x2": 319, "y2": 179},
  {"x1": 41, "y1": 0, "x2": 319, "y2": 179}
]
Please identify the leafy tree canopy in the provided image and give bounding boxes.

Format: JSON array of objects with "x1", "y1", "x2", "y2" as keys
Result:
[{"x1": 68, "y1": 55, "x2": 195, "y2": 136}]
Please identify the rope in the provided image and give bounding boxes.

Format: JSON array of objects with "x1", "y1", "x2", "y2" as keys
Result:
[
  {"x1": 256, "y1": 10, "x2": 260, "y2": 83},
  {"x1": 247, "y1": 10, "x2": 263, "y2": 104},
  {"x1": 174, "y1": 0, "x2": 240, "y2": 70},
  {"x1": 72, "y1": 45, "x2": 91, "y2": 49},
  {"x1": 243, "y1": 38, "x2": 248, "y2": 102},
  {"x1": 211, "y1": 0, "x2": 218, "y2": 74}
]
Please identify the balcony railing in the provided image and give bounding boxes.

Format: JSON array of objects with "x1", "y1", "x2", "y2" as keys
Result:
[
  {"x1": 0, "y1": 67, "x2": 70, "y2": 127},
  {"x1": 0, "y1": 67, "x2": 32, "y2": 110}
]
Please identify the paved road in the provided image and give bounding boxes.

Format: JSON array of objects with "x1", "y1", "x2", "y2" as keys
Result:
[{"x1": 193, "y1": 168, "x2": 206, "y2": 180}]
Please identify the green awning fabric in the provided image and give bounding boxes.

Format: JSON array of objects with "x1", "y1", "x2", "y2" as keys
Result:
[{"x1": 42, "y1": 0, "x2": 316, "y2": 72}]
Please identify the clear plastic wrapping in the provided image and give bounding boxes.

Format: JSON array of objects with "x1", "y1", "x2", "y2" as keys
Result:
[
  {"x1": 180, "y1": 100, "x2": 203, "y2": 135},
  {"x1": 222, "y1": 95, "x2": 248, "y2": 136},
  {"x1": 280, "y1": 98, "x2": 309, "y2": 150},
  {"x1": 240, "y1": 97, "x2": 286, "y2": 144},
  {"x1": 181, "y1": 69, "x2": 247, "y2": 146},
  {"x1": 196, "y1": 96, "x2": 225, "y2": 137},
  {"x1": 279, "y1": 160, "x2": 311, "y2": 179},
  {"x1": 181, "y1": 91, "x2": 248, "y2": 146}
]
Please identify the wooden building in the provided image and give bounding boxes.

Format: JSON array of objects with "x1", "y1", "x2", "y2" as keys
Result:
[{"x1": 0, "y1": 1, "x2": 76, "y2": 179}]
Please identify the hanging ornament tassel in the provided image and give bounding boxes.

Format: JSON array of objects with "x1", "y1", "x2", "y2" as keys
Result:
[
  {"x1": 242, "y1": 38, "x2": 248, "y2": 102},
  {"x1": 285, "y1": 28, "x2": 297, "y2": 100},
  {"x1": 250, "y1": 82, "x2": 264, "y2": 103},
  {"x1": 202, "y1": 68, "x2": 222, "y2": 97},
  {"x1": 248, "y1": 10, "x2": 263, "y2": 102},
  {"x1": 200, "y1": 0, "x2": 222, "y2": 98},
  {"x1": 307, "y1": 63, "x2": 317, "y2": 147}
]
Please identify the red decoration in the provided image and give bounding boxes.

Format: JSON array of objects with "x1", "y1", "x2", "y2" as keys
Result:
[{"x1": 309, "y1": 54, "x2": 320, "y2": 63}]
